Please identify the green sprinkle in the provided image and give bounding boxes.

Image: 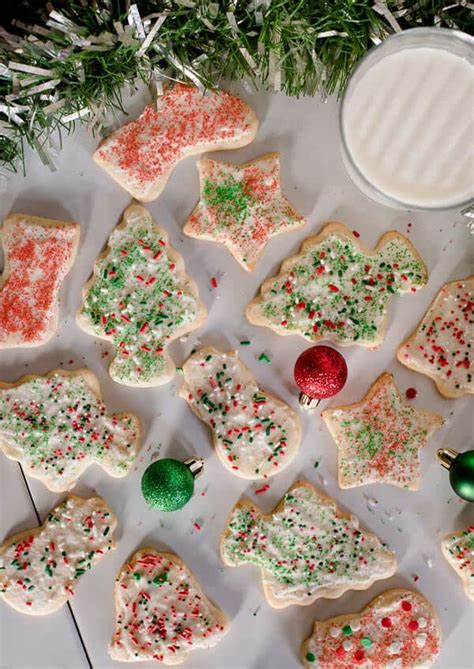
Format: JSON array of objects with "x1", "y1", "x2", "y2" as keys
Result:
[
  {"x1": 342, "y1": 625, "x2": 352, "y2": 636},
  {"x1": 361, "y1": 637, "x2": 372, "y2": 647},
  {"x1": 306, "y1": 652, "x2": 316, "y2": 662},
  {"x1": 313, "y1": 461, "x2": 319, "y2": 469},
  {"x1": 153, "y1": 571, "x2": 168, "y2": 585},
  {"x1": 258, "y1": 352, "x2": 272, "y2": 363},
  {"x1": 133, "y1": 572, "x2": 141, "y2": 581},
  {"x1": 240, "y1": 340, "x2": 251, "y2": 346}
]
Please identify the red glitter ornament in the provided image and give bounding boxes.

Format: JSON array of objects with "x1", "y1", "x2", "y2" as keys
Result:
[{"x1": 293, "y1": 345, "x2": 348, "y2": 408}]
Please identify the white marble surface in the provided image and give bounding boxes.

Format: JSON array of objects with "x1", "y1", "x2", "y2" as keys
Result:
[{"x1": 0, "y1": 84, "x2": 473, "y2": 669}]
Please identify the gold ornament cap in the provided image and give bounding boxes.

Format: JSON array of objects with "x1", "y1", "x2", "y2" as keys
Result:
[
  {"x1": 184, "y1": 457, "x2": 205, "y2": 479},
  {"x1": 437, "y1": 448, "x2": 458, "y2": 470},
  {"x1": 298, "y1": 392, "x2": 321, "y2": 409}
]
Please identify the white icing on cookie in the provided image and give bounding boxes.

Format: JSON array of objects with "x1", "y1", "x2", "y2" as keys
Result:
[
  {"x1": 110, "y1": 549, "x2": 228, "y2": 664},
  {"x1": 184, "y1": 154, "x2": 305, "y2": 271},
  {"x1": 94, "y1": 84, "x2": 257, "y2": 201},
  {"x1": 398, "y1": 276, "x2": 474, "y2": 398},
  {"x1": 247, "y1": 223, "x2": 427, "y2": 347},
  {"x1": 322, "y1": 373, "x2": 443, "y2": 489},
  {"x1": 442, "y1": 526, "x2": 474, "y2": 601},
  {"x1": 78, "y1": 205, "x2": 206, "y2": 387},
  {"x1": 180, "y1": 348, "x2": 300, "y2": 479},
  {"x1": 0, "y1": 370, "x2": 140, "y2": 491},
  {"x1": 221, "y1": 482, "x2": 396, "y2": 607},
  {"x1": 0, "y1": 496, "x2": 116, "y2": 615},
  {"x1": 0, "y1": 215, "x2": 79, "y2": 348},
  {"x1": 302, "y1": 589, "x2": 441, "y2": 668}
]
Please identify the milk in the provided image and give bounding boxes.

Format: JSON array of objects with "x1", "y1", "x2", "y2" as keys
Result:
[{"x1": 341, "y1": 38, "x2": 474, "y2": 209}]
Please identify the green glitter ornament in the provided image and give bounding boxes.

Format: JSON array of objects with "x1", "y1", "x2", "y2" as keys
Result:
[
  {"x1": 141, "y1": 457, "x2": 204, "y2": 511},
  {"x1": 437, "y1": 448, "x2": 474, "y2": 503}
]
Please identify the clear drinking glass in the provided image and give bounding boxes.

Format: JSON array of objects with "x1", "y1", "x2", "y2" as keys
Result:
[{"x1": 339, "y1": 28, "x2": 474, "y2": 210}]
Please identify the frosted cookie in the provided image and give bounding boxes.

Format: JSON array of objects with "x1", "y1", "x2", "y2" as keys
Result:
[
  {"x1": 221, "y1": 481, "x2": 396, "y2": 608},
  {"x1": 184, "y1": 153, "x2": 305, "y2": 271},
  {"x1": 302, "y1": 589, "x2": 441, "y2": 668},
  {"x1": 180, "y1": 347, "x2": 301, "y2": 479},
  {"x1": 77, "y1": 205, "x2": 206, "y2": 387},
  {"x1": 0, "y1": 213, "x2": 80, "y2": 348},
  {"x1": 322, "y1": 373, "x2": 443, "y2": 490},
  {"x1": 247, "y1": 222, "x2": 427, "y2": 347},
  {"x1": 110, "y1": 548, "x2": 229, "y2": 664},
  {"x1": 0, "y1": 495, "x2": 116, "y2": 615},
  {"x1": 0, "y1": 369, "x2": 140, "y2": 492},
  {"x1": 441, "y1": 526, "x2": 474, "y2": 601},
  {"x1": 398, "y1": 276, "x2": 474, "y2": 398},
  {"x1": 93, "y1": 83, "x2": 258, "y2": 201}
]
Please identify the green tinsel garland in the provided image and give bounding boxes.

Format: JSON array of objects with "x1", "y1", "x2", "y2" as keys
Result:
[{"x1": 1, "y1": 1, "x2": 473, "y2": 172}]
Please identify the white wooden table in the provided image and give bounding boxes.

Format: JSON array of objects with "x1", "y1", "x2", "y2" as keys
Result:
[{"x1": 1, "y1": 84, "x2": 473, "y2": 669}]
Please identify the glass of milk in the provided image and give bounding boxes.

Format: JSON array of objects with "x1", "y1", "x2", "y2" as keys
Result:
[{"x1": 340, "y1": 28, "x2": 474, "y2": 210}]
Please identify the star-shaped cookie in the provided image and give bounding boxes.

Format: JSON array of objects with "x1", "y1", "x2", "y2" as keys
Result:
[
  {"x1": 184, "y1": 153, "x2": 305, "y2": 271},
  {"x1": 246, "y1": 222, "x2": 428, "y2": 347},
  {"x1": 398, "y1": 276, "x2": 474, "y2": 398},
  {"x1": 322, "y1": 373, "x2": 443, "y2": 490}
]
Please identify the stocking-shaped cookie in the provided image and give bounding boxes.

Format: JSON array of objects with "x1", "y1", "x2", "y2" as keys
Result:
[
  {"x1": 110, "y1": 549, "x2": 229, "y2": 664},
  {"x1": 302, "y1": 589, "x2": 441, "y2": 668},
  {"x1": 0, "y1": 213, "x2": 80, "y2": 347},
  {"x1": 398, "y1": 276, "x2": 474, "y2": 398},
  {"x1": 247, "y1": 222, "x2": 427, "y2": 348},
  {"x1": 221, "y1": 481, "x2": 396, "y2": 608},
  {"x1": 93, "y1": 83, "x2": 258, "y2": 201},
  {"x1": 180, "y1": 347, "x2": 301, "y2": 479},
  {"x1": 0, "y1": 369, "x2": 140, "y2": 491},
  {"x1": 77, "y1": 205, "x2": 206, "y2": 387},
  {"x1": 442, "y1": 526, "x2": 474, "y2": 600},
  {"x1": 322, "y1": 373, "x2": 443, "y2": 490},
  {"x1": 184, "y1": 153, "x2": 305, "y2": 271},
  {"x1": 0, "y1": 496, "x2": 116, "y2": 615}
]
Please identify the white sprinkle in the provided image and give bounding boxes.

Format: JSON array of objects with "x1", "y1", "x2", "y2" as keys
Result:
[
  {"x1": 388, "y1": 641, "x2": 402, "y2": 654},
  {"x1": 350, "y1": 619, "x2": 361, "y2": 631},
  {"x1": 416, "y1": 633, "x2": 427, "y2": 648},
  {"x1": 342, "y1": 640, "x2": 352, "y2": 651},
  {"x1": 418, "y1": 617, "x2": 427, "y2": 629},
  {"x1": 330, "y1": 626, "x2": 341, "y2": 638}
]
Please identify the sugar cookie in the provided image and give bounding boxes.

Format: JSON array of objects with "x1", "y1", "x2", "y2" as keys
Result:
[
  {"x1": 247, "y1": 222, "x2": 427, "y2": 347},
  {"x1": 93, "y1": 84, "x2": 258, "y2": 201},
  {"x1": 184, "y1": 153, "x2": 305, "y2": 271},
  {"x1": 302, "y1": 589, "x2": 441, "y2": 668},
  {"x1": 398, "y1": 276, "x2": 474, "y2": 398},
  {"x1": 221, "y1": 481, "x2": 396, "y2": 608},
  {"x1": 322, "y1": 373, "x2": 443, "y2": 490},
  {"x1": 0, "y1": 213, "x2": 79, "y2": 348},
  {"x1": 0, "y1": 495, "x2": 116, "y2": 615},
  {"x1": 110, "y1": 548, "x2": 229, "y2": 664},
  {"x1": 441, "y1": 526, "x2": 474, "y2": 601},
  {"x1": 0, "y1": 369, "x2": 140, "y2": 492},
  {"x1": 180, "y1": 347, "x2": 301, "y2": 479},
  {"x1": 77, "y1": 205, "x2": 206, "y2": 387}
]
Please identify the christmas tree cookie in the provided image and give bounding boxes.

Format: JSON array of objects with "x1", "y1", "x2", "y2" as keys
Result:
[
  {"x1": 398, "y1": 276, "x2": 474, "y2": 398},
  {"x1": 180, "y1": 347, "x2": 301, "y2": 479},
  {"x1": 302, "y1": 589, "x2": 441, "y2": 668},
  {"x1": 0, "y1": 496, "x2": 116, "y2": 615},
  {"x1": 110, "y1": 548, "x2": 229, "y2": 664},
  {"x1": 184, "y1": 153, "x2": 305, "y2": 271},
  {"x1": 0, "y1": 213, "x2": 80, "y2": 348},
  {"x1": 93, "y1": 83, "x2": 258, "y2": 202},
  {"x1": 441, "y1": 526, "x2": 474, "y2": 601},
  {"x1": 246, "y1": 222, "x2": 427, "y2": 347},
  {"x1": 221, "y1": 481, "x2": 396, "y2": 608},
  {"x1": 322, "y1": 373, "x2": 443, "y2": 490},
  {"x1": 0, "y1": 369, "x2": 140, "y2": 491},
  {"x1": 77, "y1": 205, "x2": 206, "y2": 387}
]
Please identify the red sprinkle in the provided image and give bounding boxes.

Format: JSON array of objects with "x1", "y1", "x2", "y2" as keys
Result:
[
  {"x1": 211, "y1": 276, "x2": 218, "y2": 289},
  {"x1": 352, "y1": 230, "x2": 360, "y2": 238},
  {"x1": 381, "y1": 617, "x2": 392, "y2": 628},
  {"x1": 405, "y1": 387, "x2": 417, "y2": 399},
  {"x1": 255, "y1": 484, "x2": 270, "y2": 495}
]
